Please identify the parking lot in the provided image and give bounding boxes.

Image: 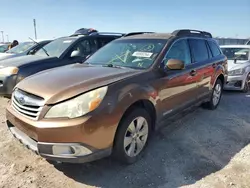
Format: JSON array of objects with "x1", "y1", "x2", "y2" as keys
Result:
[{"x1": 0, "y1": 91, "x2": 249, "y2": 188}]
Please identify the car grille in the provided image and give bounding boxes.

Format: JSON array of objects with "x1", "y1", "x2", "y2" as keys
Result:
[{"x1": 11, "y1": 89, "x2": 45, "y2": 120}]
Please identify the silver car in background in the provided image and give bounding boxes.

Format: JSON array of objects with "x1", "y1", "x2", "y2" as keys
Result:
[
  {"x1": 221, "y1": 45, "x2": 250, "y2": 92},
  {"x1": 0, "y1": 39, "x2": 52, "y2": 61}
]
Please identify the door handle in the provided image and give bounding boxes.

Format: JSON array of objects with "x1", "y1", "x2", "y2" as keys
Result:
[{"x1": 190, "y1": 70, "x2": 197, "y2": 76}]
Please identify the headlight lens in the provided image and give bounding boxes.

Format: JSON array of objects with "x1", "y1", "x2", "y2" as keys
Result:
[
  {"x1": 228, "y1": 68, "x2": 245, "y2": 76},
  {"x1": 0, "y1": 66, "x2": 19, "y2": 76},
  {"x1": 45, "y1": 86, "x2": 108, "y2": 118}
]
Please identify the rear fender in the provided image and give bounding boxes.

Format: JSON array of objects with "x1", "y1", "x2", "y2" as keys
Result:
[{"x1": 211, "y1": 64, "x2": 225, "y2": 89}]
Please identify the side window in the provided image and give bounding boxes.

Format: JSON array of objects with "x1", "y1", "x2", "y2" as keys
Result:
[
  {"x1": 71, "y1": 39, "x2": 97, "y2": 57},
  {"x1": 189, "y1": 39, "x2": 209, "y2": 62},
  {"x1": 206, "y1": 42, "x2": 213, "y2": 58},
  {"x1": 207, "y1": 41, "x2": 221, "y2": 57},
  {"x1": 165, "y1": 39, "x2": 191, "y2": 65}
]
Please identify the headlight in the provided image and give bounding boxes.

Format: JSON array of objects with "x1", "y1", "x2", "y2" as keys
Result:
[
  {"x1": 0, "y1": 66, "x2": 19, "y2": 76},
  {"x1": 45, "y1": 86, "x2": 108, "y2": 118},
  {"x1": 228, "y1": 68, "x2": 245, "y2": 76}
]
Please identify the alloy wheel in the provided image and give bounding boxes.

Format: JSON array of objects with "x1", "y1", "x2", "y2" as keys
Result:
[
  {"x1": 124, "y1": 116, "x2": 149, "y2": 157},
  {"x1": 213, "y1": 83, "x2": 222, "y2": 106}
]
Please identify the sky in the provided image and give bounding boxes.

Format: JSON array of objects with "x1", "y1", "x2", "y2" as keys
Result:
[{"x1": 0, "y1": 0, "x2": 250, "y2": 42}]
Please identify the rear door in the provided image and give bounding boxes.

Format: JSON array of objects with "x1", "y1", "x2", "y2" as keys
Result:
[
  {"x1": 159, "y1": 39, "x2": 200, "y2": 117},
  {"x1": 188, "y1": 38, "x2": 214, "y2": 99}
]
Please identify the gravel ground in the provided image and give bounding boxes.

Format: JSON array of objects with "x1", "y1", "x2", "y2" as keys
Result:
[{"x1": 0, "y1": 91, "x2": 250, "y2": 188}]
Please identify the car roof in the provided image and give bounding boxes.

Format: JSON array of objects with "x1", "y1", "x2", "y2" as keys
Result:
[
  {"x1": 34, "y1": 39, "x2": 52, "y2": 42},
  {"x1": 220, "y1": 45, "x2": 250, "y2": 48},
  {"x1": 118, "y1": 33, "x2": 173, "y2": 40}
]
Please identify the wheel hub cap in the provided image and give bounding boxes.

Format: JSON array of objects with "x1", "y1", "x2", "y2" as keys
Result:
[
  {"x1": 213, "y1": 83, "x2": 221, "y2": 106},
  {"x1": 124, "y1": 116, "x2": 149, "y2": 157}
]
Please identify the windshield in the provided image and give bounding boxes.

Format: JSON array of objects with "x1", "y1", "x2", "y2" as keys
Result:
[
  {"x1": 35, "y1": 37, "x2": 77, "y2": 58},
  {"x1": 87, "y1": 39, "x2": 167, "y2": 69},
  {"x1": 221, "y1": 48, "x2": 250, "y2": 60},
  {"x1": 0, "y1": 45, "x2": 9, "y2": 53},
  {"x1": 6, "y1": 42, "x2": 34, "y2": 54}
]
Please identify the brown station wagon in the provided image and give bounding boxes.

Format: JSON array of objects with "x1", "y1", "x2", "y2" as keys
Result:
[{"x1": 6, "y1": 29, "x2": 227, "y2": 164}]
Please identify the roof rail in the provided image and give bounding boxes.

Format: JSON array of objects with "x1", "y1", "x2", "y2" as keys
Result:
[
  {"x1": 123, "y1": 32, "x2": 155, "y2": 37},
  {"x1": 172, "y1": 29, "x2": 212, "y2": 38},
  {"x1": 89, "y1": 32, "x2": 125, "y2": 36}
]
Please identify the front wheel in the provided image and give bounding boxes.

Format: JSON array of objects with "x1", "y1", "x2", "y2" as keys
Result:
[
  {"x1": 113, "y1": 108, "x2": 152, "y2": 164},
  {"x1": 205, "y1": 79, "x2": 223, "y2": 110}
]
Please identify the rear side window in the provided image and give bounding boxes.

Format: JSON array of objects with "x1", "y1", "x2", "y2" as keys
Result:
[
  {"x1": 188, "y1": 39, "x2": 209, "y2": 62},
  {"x1": 98, "y1": 37, "x2": 117, "y2": 48},
  {"x1": 208, "y1": 41, "x2": 221, "y2": 57}
]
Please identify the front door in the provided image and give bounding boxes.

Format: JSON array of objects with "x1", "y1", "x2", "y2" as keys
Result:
[
  {"x1": 64, "y1": 38, "x2": 98, "y2": 65},
  {"x1": 158, "y1": 39, "x2": 200, "y2": 117}
]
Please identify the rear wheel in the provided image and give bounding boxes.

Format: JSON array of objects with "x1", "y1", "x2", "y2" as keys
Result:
[
  {"x1": 205, "y1": 79, "x2": 223, "y2": 110},
  {"x1": 113, "y1": 108, "x2": 151, "y2": 164}
]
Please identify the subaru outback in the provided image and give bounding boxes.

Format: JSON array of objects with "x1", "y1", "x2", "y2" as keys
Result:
[{"x1": 6, "y1": 29, "x2": 227, "y2": 164}]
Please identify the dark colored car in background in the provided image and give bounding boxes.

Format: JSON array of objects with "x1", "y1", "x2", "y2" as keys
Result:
[
  {"x1": 0, "y1": 28, "x2": 123, "y2": 97},
  {"x1": 0, "y1": 39, "x2": 52, "y2": 61},
  {"x1": 6, "y1": 29, "x2": 227, "y2": 164}
]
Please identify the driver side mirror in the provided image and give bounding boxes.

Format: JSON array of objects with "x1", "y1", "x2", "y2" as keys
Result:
[
  {"x1": 70, "y1": 50, "x2": 81, "y2": 58},
  {"x1": 28, "y1": 49, "x2": 36, "y2": 55},
  {"x1": 234, "y1": 57, "x2": 237, "y2": 64},
  {"x1": 164, "y1": 59, "x2": 185, "y2": 70}
]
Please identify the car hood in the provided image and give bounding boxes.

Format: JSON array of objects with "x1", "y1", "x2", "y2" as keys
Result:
[
  {"x1": 0, "y1": 53, "x2": 16, "y2": 61},
  {"x1": 16, "y1": 64, "x2": 142, "y2": 104},
  {"x1": 0, "y1": 55, "x2": 55, "y2": 67},
  {"x1": 227, "y1": 60, "x2": 250, "y2": 71}
]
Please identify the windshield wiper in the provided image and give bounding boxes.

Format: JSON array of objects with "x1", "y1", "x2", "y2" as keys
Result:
[
  {"x1": 102, "y1": 63, "x2": 132, "y2": 69},
  {"x1": 29, "y1": 37, "x2": 49, "y2": 57}
]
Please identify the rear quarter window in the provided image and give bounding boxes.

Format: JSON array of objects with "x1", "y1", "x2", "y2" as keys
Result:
[
  {"x1": 98, "y1": 37, "x2": 117, "y2": 48},
  {"x1": 188, "y1": 39, "x2": 209, "y2": 62},
  {"x1": 208, "y1": 40, "x2": 221, "y2": 57}
]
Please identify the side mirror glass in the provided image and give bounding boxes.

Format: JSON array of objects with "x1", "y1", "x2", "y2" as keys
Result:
[
  {"x1": 234, "y1": 57, "x2": 237, "y2": 64},
  {"x1": 164, "y1": 59, "x2": 185, "y2": 70},
  {"x1": 70, "y1": 50, "x2": 80, "y2": 58},
  {"x1": 28, "y1": 49, "x2": 35, "y2": 55}
]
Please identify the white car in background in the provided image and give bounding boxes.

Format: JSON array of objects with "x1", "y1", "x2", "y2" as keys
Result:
[
  {"x1": 221, "y1": 45, "x2": 250, "y2": 92},
  {"x1": 0, "y1": 39, "x2": 52, "y2": 61}
]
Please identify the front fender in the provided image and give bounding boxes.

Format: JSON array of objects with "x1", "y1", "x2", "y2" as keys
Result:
[{"x1": 108, "y1": 83, "x2": 160, "y2": 123}]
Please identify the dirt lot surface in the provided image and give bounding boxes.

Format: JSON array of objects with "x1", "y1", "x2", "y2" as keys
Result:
[{"x1": 0, "y1": 91, "x2": 250, "y2": 188}]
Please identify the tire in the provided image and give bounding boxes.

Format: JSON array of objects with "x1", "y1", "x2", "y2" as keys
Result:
[
  {"x1": 242, "y1": 74, "x2": 250, "y2": 93},
  {"x1": 206, "y1": 79, "x2": 223, "y2": 110},
  {"x1": 113, "y1": 108, "x2": 152, "y2": 164}
]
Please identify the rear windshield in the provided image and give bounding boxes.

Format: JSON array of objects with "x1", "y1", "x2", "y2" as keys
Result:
[
  {"x1": 87, "y1": 39, "x2": 167, "y2": 69},
  {"x1": 221, "y1": 48, "x2": 249, "y2": 60}
]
